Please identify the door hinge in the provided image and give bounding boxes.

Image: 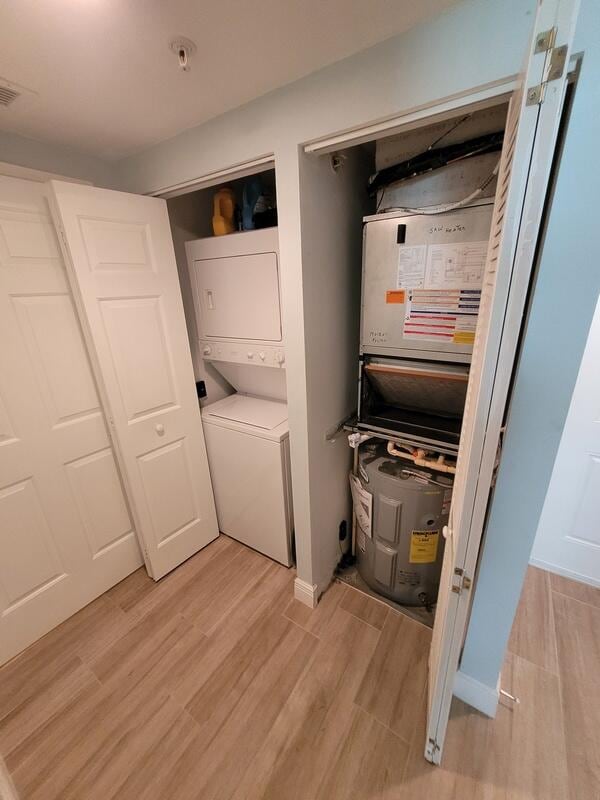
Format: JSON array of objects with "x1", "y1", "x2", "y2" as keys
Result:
[
  {"x1": 534, "y1": 27, "x2": 556, "y2": 54},
  {"x1": 426, "y1": 737, "x2": 440, "y2": 760},
  {"x1": 526, "y1": 84, "x2": 544, "y2": 106},
  {"x1": 451, "y1": 567, "x2": 472, "y2": 595},
  {"x1": 527, "y1": 27, "x2": 568, "y2": 106},
  {"x1": 547, "y1": 44, "x2": 568, "y2": 82}
]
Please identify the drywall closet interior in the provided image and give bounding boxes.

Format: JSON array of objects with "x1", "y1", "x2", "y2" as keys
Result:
[{"x1": 298, "y1": 99, "x2": 509, "y2": 621}]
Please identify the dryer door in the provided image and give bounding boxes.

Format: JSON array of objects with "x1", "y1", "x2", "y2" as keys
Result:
[{"x1": 193, "y1": 252, "x2": 282, "y2": 342}]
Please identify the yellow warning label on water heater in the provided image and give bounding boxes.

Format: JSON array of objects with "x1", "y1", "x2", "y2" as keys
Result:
[{"x1": 409, "y1": 530, "x2": 440, "y2": 564}]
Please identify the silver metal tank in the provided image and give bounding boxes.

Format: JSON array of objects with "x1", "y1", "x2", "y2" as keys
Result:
[{"x1": 355, "y1": 442, "x2": 452, "y2": 607}]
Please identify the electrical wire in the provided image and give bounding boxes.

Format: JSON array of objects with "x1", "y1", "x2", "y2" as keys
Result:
[{"x1": 426, "y1": 113, "x2": 471, "y2": 151}]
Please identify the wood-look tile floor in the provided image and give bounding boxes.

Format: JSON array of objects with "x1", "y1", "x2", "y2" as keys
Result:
[{"x1": 0, "y1": 540, "x2": 597, "y2": 800}]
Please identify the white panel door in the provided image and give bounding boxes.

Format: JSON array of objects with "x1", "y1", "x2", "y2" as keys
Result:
[
  {"x1": 531, "y1": 294, "x2": 600, "y2": 585},
  {"x1": 426, "y1": 0, "x2": 580, "y2": 764},
  {"x1": 49, "y1": 181, "x2": 219, "y2": 580},
  {"x1": 0, "y1": 175, "x2": 142, "y2": 665}
]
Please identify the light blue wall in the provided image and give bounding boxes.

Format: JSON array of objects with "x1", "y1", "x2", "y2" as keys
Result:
[
  {"x1": 460, "y1": 0, "x2": 600, "y2": 691},
  {"x1": 115, "y1": 0, "x2": 536, "y2": 593},
  {"x1": 0, "y1": 129, "x2": 118, "y2": 187}
]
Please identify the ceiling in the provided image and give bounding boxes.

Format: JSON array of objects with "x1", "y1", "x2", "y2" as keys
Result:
[{"x1": 0, "y1": 0, "x2": 459, "y2": 161}]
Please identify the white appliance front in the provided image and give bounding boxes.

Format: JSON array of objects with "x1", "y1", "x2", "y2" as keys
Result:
[
  {"x1": 187, "y1": 228, "x2": 282, "y2": 344},
  {"x1": 202, "y1": 396, "x2": 293, "y2": 566}
]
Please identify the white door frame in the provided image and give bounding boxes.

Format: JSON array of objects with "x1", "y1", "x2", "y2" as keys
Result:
[
  {"x1": 150, "y1": 154, "x2": 276, "y2": 200},
  {"x1": 303, "y1": 78, "x2": 517, "y2": 156}
]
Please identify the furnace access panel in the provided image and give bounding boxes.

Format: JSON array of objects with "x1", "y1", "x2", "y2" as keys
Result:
[{"x1": 360, "y1": 202, "x2": 494, "y2": 364}]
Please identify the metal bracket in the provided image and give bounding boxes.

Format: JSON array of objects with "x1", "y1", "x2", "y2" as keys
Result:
[
  {"x1": 526, "y1": 84, "x2": 544, "y2": 106},
  {"x1": 534, "y1": 27, "x2": 556, "y2": 54},
  {"x1": 451, "y1": 567, "x2": 471, "y2": 594},
  {"x1": 527, "y1": 35, "x2": 569, "y2": 106},
  {"x1": 426, "y1": 737, "x2": 440, "y2": 760},
  {"x1": 547, "y1": 44, "x2": 568, "y2": 82},
  {"x1": 451, "y1": 567, "x2": 463, "y2": 594}
]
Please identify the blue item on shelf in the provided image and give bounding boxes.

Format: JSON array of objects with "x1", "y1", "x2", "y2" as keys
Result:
[{"x1": 242, "y1": 176, "x2": 262, "y2": 230}]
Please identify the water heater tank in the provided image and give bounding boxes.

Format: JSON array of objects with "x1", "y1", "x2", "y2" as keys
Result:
[{"x1": 355, "y1": 442, "x2": 452, "y2": 607}]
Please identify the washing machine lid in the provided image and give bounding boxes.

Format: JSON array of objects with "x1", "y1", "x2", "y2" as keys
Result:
[{"x1": 205, "y1": 394, "x2": 288, "y2": 430}]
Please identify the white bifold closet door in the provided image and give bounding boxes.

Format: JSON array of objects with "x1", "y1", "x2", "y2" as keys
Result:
[
  {"x1": 426, "y1": 0, "x2": 580, "y2": 764},
  {"x1": 0, "y1": 175, "x2": 142, "y2": 665},
  {"x1": 49, "y1": 182, "x2": 218, "y2": 580}
]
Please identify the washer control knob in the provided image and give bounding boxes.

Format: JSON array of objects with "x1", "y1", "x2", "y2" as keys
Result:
[
  {"x1": 259, "y1": 352, "x2": 266, "y2": 361},
  {"x1": 203, "y1": 345, "x2": 212, "y2": 356},
  {"x1": 275, "y1": 351, "x2": 285, "y2": 365},
  {"x1": 247, "y1": 351, "x2": 254, "y2": 359}
]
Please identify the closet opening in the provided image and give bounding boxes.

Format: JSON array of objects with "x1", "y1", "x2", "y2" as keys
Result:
[
  {"x1": 300, "y1": 98, "x2": 510, "y2": 627},
  {"x1": 165, "y1": 166, "x2": 294, "y2": 568}
]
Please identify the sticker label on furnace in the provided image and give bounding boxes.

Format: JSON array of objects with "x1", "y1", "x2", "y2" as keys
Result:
[
  {"x1": 397, "y1": 239, "x2": 487, "y2": 344},
  {"x1": 409, "y1": 530, "x2": 440, "y2": 564}
]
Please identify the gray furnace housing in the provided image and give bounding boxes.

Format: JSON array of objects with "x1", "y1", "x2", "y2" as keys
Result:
[
  {"x1": 356, "y1": 443, "x2": 452, "y2": 607},
  {"x1": 360, "y1": 202, "x2": 494, "y2": 363}
]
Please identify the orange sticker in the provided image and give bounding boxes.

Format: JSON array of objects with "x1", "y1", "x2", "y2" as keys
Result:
[{"x1": 386, "y1": 290, "x2": 405, "y2": 304}]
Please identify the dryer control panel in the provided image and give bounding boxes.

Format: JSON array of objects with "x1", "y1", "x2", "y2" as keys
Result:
[{"x1": 200, "y1": 340, "x2": 285, "y2": 368}]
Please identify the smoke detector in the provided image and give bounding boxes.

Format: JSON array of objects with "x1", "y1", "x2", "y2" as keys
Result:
[
  {"x1": 0, "y1": 77, "x2": 37, "y2": 109},
  {"x1": 169, "y1": 37, "x2": 197, "y2": 72}
]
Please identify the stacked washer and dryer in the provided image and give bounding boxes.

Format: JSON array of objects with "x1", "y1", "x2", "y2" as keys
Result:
[{"x1": 186, "y1": 228, "x2": 293, "y2": 567}]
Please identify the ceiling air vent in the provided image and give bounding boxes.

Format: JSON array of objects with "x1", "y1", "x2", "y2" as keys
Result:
[{"x1": 0, "y1": 85, "x2": 20, "y2": 107}]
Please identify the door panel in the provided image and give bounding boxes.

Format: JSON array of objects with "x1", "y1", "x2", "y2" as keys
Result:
[
  {"x1": 49, "y1": 181, "x2": 219, "y2": 579},
  {"x1": 531, "y1": 295, "x2": 600, "y2": 583},
  {"x1": 80, "y1": 218, "x2": 153, "y2": 271},
  {"x1": 0, "y1": 478, "x2": 65, "y2": 605},
  {"x1": 100, "y1": 296, "x2": 179, "y2": 421},
  {"x1": 65, "y1": 448, "x2": 133, "y2": 557},
  {"x1": 426, "y1": 0, "x2": 580, "y2": 764},
  {"x1": 138, "y1": 439, "x2": 200, "y2": 546},
  {"x1": 13, "y1": 293, "x2": 100, "y2": 424},
  {"x1": 0, "y1": 175, "x2": 142, "y2": 665}
]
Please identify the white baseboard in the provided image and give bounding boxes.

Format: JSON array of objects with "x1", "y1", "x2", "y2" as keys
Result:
[
  {"x1": 529, "y1": 557, "x2": 600, "y2": 589},
  {"x1": 453, "y1": 670, "x2": 499, "y2": 718},
  {"x1": 294, "y1": 577, "x2": 319, "y2": 608}
]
